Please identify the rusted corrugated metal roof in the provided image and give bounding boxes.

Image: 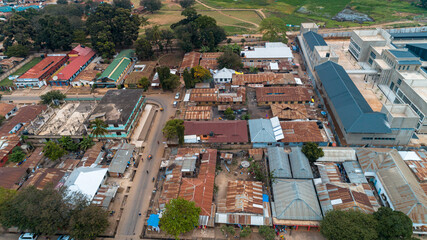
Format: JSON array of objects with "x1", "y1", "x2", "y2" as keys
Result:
[
  {"x1": 280, "y1": 121, "x2": 325, "y2": 143},
  {"x1": 224, "y1": 180, "x2": 264, "y2": 214},
  {"x1": 159, "y1": 165, "x2": 182, "y2": 206},
  {"x1": 232, "y1": 73, "x2": 296, "y2": 86},
  {"x1": 22, "y1": 168, "x2": 66, "y2": 190},
  {"x1": 180, "y1": 52, "x2": 201, "y2": 72},
  {"x1": 256, "y1": 86, "x2": 312, "y2": 103},
  {"x1": 270, "y1": 104, "x2": 316, "y2": 120}
]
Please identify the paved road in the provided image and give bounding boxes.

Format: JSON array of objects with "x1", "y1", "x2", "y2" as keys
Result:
[{"x1": 115, "y1": 93, "x2": 175, "y2": 239}]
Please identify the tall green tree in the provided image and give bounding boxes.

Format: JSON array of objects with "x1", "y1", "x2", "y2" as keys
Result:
[
  {"x1": 40, "y1": 90, "x2": 66, "y2": 104},
  {"x1": 179, "y1": 0, "x2": 194, "y2": 8},
  {"x1": 320, "y1": 209, "x2": 378, "y2": 240},
  {"x1": 135, "y1": 38, "x2": 154, "y2": 60},
  {"x1": 301, "y1": 142, "x2": 324, "y2": 163},
  {"x1": 79, "y1": 136, "x2": 95, "y2": 151},
  {"x1": 35, "y1": 15, "x2": 73, "y2": 52},
  {"x1": 2, "y1": 13, "x2": 36, "y2": 49},
  {"x1": 224, "y1": 107, "x2": 235, "y2": 120},
  {"x1": 8, "y1": 146, "x2": 26, "y2": 163},
  {"x1": 159, "y1": 198, "x2": 200, "y2": 239},
  {"x1": 162, "y1": 74, "x2": 180, "y2": 91},
  {"x1": 191, "y1": 65, "x2": 211, "y2": 82},
  {"x1": 183, "y1": 68, "x2": 194, "y2": 89},
  {"x1": 162, "y1": 119, "x2": 185, "y2": 144},
  {"x1": 259, "y1": 17, "x2": 288, "y2": 43},
  {"x1": 161, "y1": 29, "x2": 175, "y2": 53},
  {"x1": 259, "y1": 226, "x2": 275, "y2": 240},
  {"x1": 90, "y1": 119, "x2": 108, "y2": 138},
  {"x1": 69, "y1": 205, "x2": 109, "y2": 240},
  {"x1": 157, "y1": 66, "x2": 171, "y2": 85},
  {"x1": 86, "y1": 4, "x2": 140, "y2": 57},
  {"x1": 139, "y1": 77, "x2": 150, "y2": 90},
  {"x1": 43, "y1": 141, "x2": 66, "y2": 161},
  {"x1": 113, "y1": 0, "x2": 132, "y2": 9},
  {"x1": 373, "y1": 207, "x2": 413, "y2": 240},
  {"x1": 0, "y1": 187, "x2": 16, "y2": 206},
  {"x1": 140, "y1": 0, "x2": 161, "y2": 12},
  {"x1": 217, "y1": 50, "x2": 243, "y2": 70},
  {"x1": 5, "y1": 44, "x2": 30, "y2": 57},
  {"x1": 0, "y1": 186, "x2": 70, "y2": 235},
  {"x1": 59, "y1": 136, "x2": 79, "y2": 152},
  {"x1": 146, "y1": 26, "x2": 163, "y2": 53}
]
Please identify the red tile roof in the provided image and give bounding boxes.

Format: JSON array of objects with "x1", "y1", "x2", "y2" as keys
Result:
[
  {"x1": 19, "y1": 55, "x2": 67, "y2": 80},
  {"x1": 184, "y1": 121, "x2": 248, "y2": 143},
  {"x1": 0, "y1": 105, "x2": 47, "y2": 136},
  {"x1": 57, "y1": 46, "x2": 95, "y2": 81},
  {"x1": 179, "y1": 149, "x2": 217, "y2": 216},
  {"x1": 0, "y1": 103, "x2": 16, "y2": 116}
]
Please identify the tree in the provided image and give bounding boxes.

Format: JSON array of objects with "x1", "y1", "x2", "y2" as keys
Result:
[
  {"x1": 157, "y1": 66, "x2": 170, "y2": 83},
  {"x1": 79, "y1": 136, "x2": 95, "y2": 151},
  {"x1": 301, "y1": 142, "x2": 324, "y2": 163},
  {"x1": 259, "y1": 17, "x2": 288, "y2": 43},
  {"x1": 373, "y1": 207, "x2": 413, "y2": 240},
  {"x1": 420, "y1": 0, "x2": 427, "y2": 8},
  {"x1": 57, "y1": 0, "x2": 68, "y2": 4},
  {"x1": 159, "y1": 198, "x2": 200, "y2": 239},
  {"x1": 139, "y1": 77, "x2": 150, "y2": 90},
  {"x1": 0, "y1": 187, "x2": 16, "y2": 206},
  {"x1": 224, "y1": 107, "x2": 235, "y2": 120},
  {"x1": 259, "y1": 226, "x2": 275, "y2": 240},
  {"x1": 145, "y1": 26, "x2": 163, "y2": 53},
  {"x1": 135, "y1": 38, "x2": 154, "y2": 60},
  {"x1": 162, "y1": 119, "x2": 184, "y2": 144},
  {"x1": 69, "y1": 205, "x2": 109, "y2": 240},
  {"x1": 227, "y1": 38, "x2": 232, "y2": 44},
  {"x1": 0, "y1": 186, "x2": 71, "y2": 235},
  {"x1": 249, "y1": 66, "x2": 258, "y2": 73},
  {"x1": 217, "y1": 50, "x2": 243, "y2": 70},
  {"x1": 73, "y1": 29, "x2": 87, "y2": 45},
  {"x1": 140, "y1": 0, "x2": 161, "y2": 12},
  {"x1": 35, "y1": 15, "x2": 73, "y2": 52},
  {"x1": 90, "y1": 119, "x2": 108, "y2": 139},
  {"x1": 240, "y1": 38, "x2": 245, "y2": 45},
  {"x1": 113, "y1": 0, "x2": 132, "y2": 9},
  {"x1": 221, "y1": 225, "x2": 235, "y2": 236},
  {"x1": 8, "y1": 147, "x2": 26, "y2": 163},
  {"x1": 86, "y1": 4, "x2": 140, "y2": 57},
  {"x1": 241, "y1": 114, "x2": 250, "y2": 120},
  {"x1": 59, "y1": 136, "x2": 79, "y2": 152},
  {"x1": 162, "y1": 74, "x2": 180, "y2": 91},
  {"x1": 183, "y1": 68, "x2": 194, "y2": 89},
  {"x1": 219, "y1": 43, "x2": 241, "y2": 54},
  {"x1": 179, "y1": 0, "x2": 194, "y2": 8},
  {"x1": 0, "y1": 115, "x2": 5, "y2": 126},
  {"x1": 192, "y1": 65, "x2": 211, "y2": 82},
  {"x1": 2, "y1": 13, "x2": 36, "y2": 49},
  {"x1": 5, "y1": 44, "x2": 29, "y2": 57},
  {"x1": 161, "y1": 29, "x2": 175, "y2": 53},
  {"x1": 239, "y1": 226, "x2": 251, "y2": 238},
  {"x1": 43, "y1": 141, "x2": 66, "y2": 161},
  {"x1": 40, "y1": 90, "x2": 66, "y2": 104},
  {"x1": 320, "y1": 209, "x2": 378, "y2": 240}
]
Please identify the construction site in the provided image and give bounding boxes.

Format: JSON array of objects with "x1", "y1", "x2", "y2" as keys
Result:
[{"x1": 25, "y1": 101, "x2": 98, "y2": 137}]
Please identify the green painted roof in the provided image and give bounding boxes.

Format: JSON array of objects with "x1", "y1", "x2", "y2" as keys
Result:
[{"x1": 98, "y1": 49, "x2": 134, "y2": 82}]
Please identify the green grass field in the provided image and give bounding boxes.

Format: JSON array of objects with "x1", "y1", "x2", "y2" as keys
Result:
[
  {"x1": 225, "y1": 10, "x2": 263, "y2": 24},
  {"x1": 0, "y1": 57, "x2": 42, "y2": 87},
  {"x1": 198, "y1": 0, "x2": 426, "y2": 28}
]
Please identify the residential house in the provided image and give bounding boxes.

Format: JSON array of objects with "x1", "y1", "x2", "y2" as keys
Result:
[
  {"x1": 213, "y1": 68, "x2": 234, "y2": 84},
  {"x1": 0, "y1": 103, "x2": 17, "y2": 119},
  {"x1": 248, "y1": 117, "x2": 284, "y2": 148},
  {"x1": 184, "y1": 120, "x2": 248, "y2": 144}
]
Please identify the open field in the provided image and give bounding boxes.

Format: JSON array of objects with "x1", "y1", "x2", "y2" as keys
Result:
[{"x1": 0, "y1": 57, "x2": 42, "y2": 87}]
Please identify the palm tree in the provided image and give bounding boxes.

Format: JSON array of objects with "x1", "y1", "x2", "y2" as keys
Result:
[
  {"x1": 79, "y1": 136, "x2": 95, "y2": 151},
  {"x1": 90, "y1": 119, "x2": 108, "y2": 139}
]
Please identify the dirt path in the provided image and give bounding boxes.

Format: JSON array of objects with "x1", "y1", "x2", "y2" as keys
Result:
[{"x1": 195, "y1": 0, "x2": 261, "y2": 29}]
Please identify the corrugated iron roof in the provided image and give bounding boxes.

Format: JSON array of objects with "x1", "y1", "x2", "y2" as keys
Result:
[
  {"x1": 0, "y1": 103, "x2": 16, "y2": 116},
  {"x1": 184, "y1": 121, "x2": 248, "y2": 143},
  {"x1": 18, "y1": 55, "x2": 67, "y2": 80},
  {"x1": 222, "y1": 180, "x2": 264, "y2": 214},
  {"x1": 0, "y1": 105, "x2": 47, "y2": 136},
  {"x1": 232, "y1": 73, "x2": 296, "y2": 86},
  {"x1": 256, "y1": 86, "x2": 312, "y2": 103},
  {"x1": 270, "y1": 104, "x2": 316, "y2": 120},
  {"x1": 267, "y1": 147, "x2": 291, "y2": 178},
  {"x1": 272, "y1": 179, "x2": 323, "y2": 221},
  {"x1": 22, "y1": 168, "x2": 66, "y2": 190},
  {"x1": 280, "y1": 121, "x2": 325, "y2": 143},
  {"x1": 289, "y1": 147, "x2": 313, "y2": 179},
  {"x1": 180, "y1": 52, "x2": 201, "y2": 72}
]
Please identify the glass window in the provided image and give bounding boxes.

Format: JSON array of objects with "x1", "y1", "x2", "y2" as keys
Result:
[
  {"x1": 370, "y1": 51, "x2": 376, "y2": 59},
  {"x1": 397, "y1": 79, "x2": 402, "y2": 85},
  {"x1": 390, "y1": 82, "x2": 395, "y2": 90},
  {"x1": 368, "y1": 58, "x2": 373, "y2": 65}
]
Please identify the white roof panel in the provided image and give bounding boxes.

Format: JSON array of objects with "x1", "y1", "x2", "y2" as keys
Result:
[{"x1": 399, "y1": 151, "x2": 422, "y2": 161}]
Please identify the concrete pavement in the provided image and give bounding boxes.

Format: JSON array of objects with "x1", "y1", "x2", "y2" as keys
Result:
[{"x1": 115, "y1": 93, "x2": 176, "y2": 239}]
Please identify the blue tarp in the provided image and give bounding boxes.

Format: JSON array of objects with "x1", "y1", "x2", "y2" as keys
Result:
[
  {"x1": 0, "y1": 5, "x2": 40, "y2": 13},
  {"x1": 147, "y1": 214, "x2": 159, "y2": 227},
  {"x1": 263, "y1": 194, "x2": 269, "y2": 202}
]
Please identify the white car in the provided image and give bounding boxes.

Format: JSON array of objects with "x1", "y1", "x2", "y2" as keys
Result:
[
  {"x1": 57, "y1": 235, "x2": 74, "y2": 240},
  {"x1": 175, "y1": 92, "x2": 180, "y2": 99},
  {"x1": 19, "y1": 233, "x2": 38, "y2": 240}
]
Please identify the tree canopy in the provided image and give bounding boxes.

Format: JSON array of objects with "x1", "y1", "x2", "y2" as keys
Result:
[
  {"x1": 224, "y1": 107, "x2": 235, "y2": 120},
  {"x1": 135, "y1": 37, "x2": 154, "y2": 60},
  {"x1": 43, "y1": 141, "x2": 66, "y2": 161},
  {"x1": 301, "y1": 142, "x2": 324, "y2": 163},
  {"x1": 35, "y1": 15, "x2": 73, "y2": 52},
  {"x1": 171, "y1": 8, "x2": 226, "y2": 52},
  {"x1": 90, "y1": 119, "x2": 108, "y2": 138},
  {"x1": 113, "y1": 0, "x2": 132, "y2": 9},
  {"x1": 86, "y1": 3, "x2": 140, "y2": 58},
  {"x1": 259, "y1": 17, "x2": 288, "y2": 43},
  {"x1": 179, "y1": 0, "x2": 194, "y2": 8},
  {"x1": 5, "y1": 44, "x2": 30, "y2": 57},
  {"x1": 159, "y1": 198, "x2": 200, "y2": 239},
  {"x1": 140, "y1": 0, "x2": 162, "y2": 12},
  {"x1": 162, "y1": 119, "x2": 184, "y2": 144},
  {"x1": 259, "y1": 226, "x2": 275, "y2": 240},
  {"x1": 139, "y1": 77, "x2": 150, "y2": 90},
  {"x1": 373, "y1": 207, "x2": 413, "y2": 240},
  {"x1": 320, "y1": 209, "x2": 378, "y2": 240},
  {"x1": 8, "y1": 146, "x2": 26, "y2": 163},
  {"x1": 69, "y1": 205, "x2": 109, "y2": 240},
  {"x1": 59, "y1": 136, "x2": 79, "y2": 152},
  {"x1": 162, "y1": 75, "x2": 180, "y2": 91},
  {"x1": 40, "y1": 90, "x2": 66, "y2": 104},
  {"x1": 79, "y1": 136, "x2": 95, "y2": 151},
  {"x1": 217, "y1": 50, "x2": 243, "y2": 70}
]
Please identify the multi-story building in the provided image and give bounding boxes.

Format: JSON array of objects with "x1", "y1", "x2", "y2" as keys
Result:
[
  {"x1": 300, "y1": 30, "x2": 338, "y2": 68},
  {"x1": 241, "y1": 42, "x2": 293, "y2": 68}
]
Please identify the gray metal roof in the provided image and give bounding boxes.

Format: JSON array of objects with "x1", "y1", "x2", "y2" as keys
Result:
[
  {"x1": 397, "y1": 60, "x2": 422, "y2": 65},
  {"x1": 315, "y1": 61, "x2": 391, "y2": 134},
  {"x1": 272, "y1": 179, "x2": 323, "y2": 221},
  {"x1": 248, "y1": 119, "x2": 277, "y2": 143},
  {"x1": 268, "y1": 147, "x2": 291, "y2": 178},
  {"x1": 388, "y1": 49, "x2": 418, "y2": 59},
  {"x1": 342, "y1": 161, "x2": 367, "y2": 184},
  {"x1": 303, "y1": 31, "x2": 327, "y2": 51},
  {"x1": 109, "y1": 143, "x2": 135, "y2": 174},
  {"x1": 289, "y1": 147, "x2": 313, "y2": 179}
]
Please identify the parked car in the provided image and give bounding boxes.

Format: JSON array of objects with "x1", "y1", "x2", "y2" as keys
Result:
[
  {"x1": 57, "y1": 236, "x2": 74, "y2": 240},
  {"x1": 175, "y1": 92, "x2": 180, "y2": 99},
  {"x1": 19, "y1": 233, "x2": 38, "y2": 240},
  {"x1": 173, "y1": 101, "x2": 178, "y2": 108}
]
